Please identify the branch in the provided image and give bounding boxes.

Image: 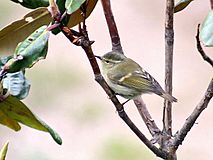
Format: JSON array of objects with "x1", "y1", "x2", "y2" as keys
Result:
[
  {"x1": 163, "y1": 0, "x2": 175, "y2": 136},
  {"x1": 100, "y1": 0, "x2": 168, "y2": 157},
  {"x1": 55, "y1": 3, "x2": 168, "y2": 159},
  {"x1": 101, "y1": 0, "x2": 123, "y2": 53},
  {"x1": 118, "y1": 110, "x2": 168, "y2": 159},
  {"x1": 196, "y1": 24, "x2": 213, "y2": 67},
  {"x1": 172, "y1": 78, "x2": 213, "y2": 150},
  {"x1": 133, "y1": 97, "x2": 162, "y2": 143},
  {"x1": 101, "y1": 0, "x2": 162, "y2": 139},
  {"x1": 78, "y1": 28, "x2": 168, "y2": 160},
  {"x1": 210, "y1": 0, "x2": 213, "y2": 9}
]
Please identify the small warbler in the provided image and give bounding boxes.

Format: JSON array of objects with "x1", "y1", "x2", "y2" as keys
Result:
[{"x1": 95, "y1": 51, "x2": 177, "y2": 103}]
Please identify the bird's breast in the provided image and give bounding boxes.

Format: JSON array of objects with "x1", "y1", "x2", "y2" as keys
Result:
[{"x1": 103, "y1": 73, "x2": 140, "y2": 99}]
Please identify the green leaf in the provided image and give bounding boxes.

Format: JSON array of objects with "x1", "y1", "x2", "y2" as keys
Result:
[
  {"x1": 66, "y1": 0, "x2": 98, "y2": 27},
  {"x1": 200, "y1": 10, "x2": 213, "y2": 47},
  {"x1": 53, "y1": 0, "x2": 98, "y2": 34},
  {"x1": 174, "y1": 0, "x2": 193, "y2": 13},
  {"x1": 11, "y1": 0, "x2": 49, "y2": 9},
  {"x1": 3, "y1": 25, "x2": 49, "y2": 73},
  {"x1": 0, "y1": 56, "x2": 30, "y2": 100},
  {"x1": 52, "y1": 0, "x2": 68, "y2": 35},
  {"x1": 0, "y1": 7, "x2": 52, "y2": 55},
  {"x1": 57, "y1": 0, "x2": 67, "y2": 14},
  {"x1": 65, "y1": 0, "x2": 86, "y2": 14},
  {"x1": 0, "y1": 141, "x2": 9, "y2": 160},
  {"x1": 0, "y1": 1, "x2": 97, "y2": 53},
  {"x1": 0, "y1": 95, "x2": 62, "y2": 145}
]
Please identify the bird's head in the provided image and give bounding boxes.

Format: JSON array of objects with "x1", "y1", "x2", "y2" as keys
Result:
[{"x1": 95, "y1": 51, "x2": 126, "y2": 69}]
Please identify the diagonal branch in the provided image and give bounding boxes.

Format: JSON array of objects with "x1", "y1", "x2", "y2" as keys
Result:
[
  {"x1": 172, "y1": 78, "x2": 213, "y2": 150},
  {"x1": 163, "y1": 0, "x2": 175, "y2": 136},
  {"x1": 101, "y1": 0, "x2": 123, "y2": 53},
  {"x1": 118, "y1": 110, "x2": 168, "y2": 159},
  {"x1": 134, "y1": 97, "x2": 162, "y2": 142},
  {"x1": 80, "y1": 28, "x2": 168, "y2": 160},
  {"x1": 55, "y1": 3, "x2": 168, "y2": 159},
  {"x1": 196, "y1": 24, "x2": 213, "y2": 67},
  {"x1": 101, "y1": 0, "x2": 162, "y2": 140}
]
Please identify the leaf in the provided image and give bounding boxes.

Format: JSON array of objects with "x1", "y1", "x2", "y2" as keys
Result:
[
  {"x1": 3, "y1": 25, "x2": 49, "y2": 73},
  {"x1": 66, "y1": 0, "x2": 98, "y2": 27},
  {"x1": 0, "y1": 7, "x2": 52, "y2": 55},
  {"x1": 57, "y1": 0, "x2": 67, "y2": 14},
  {"x1": 200, "y1": 10, "x2": 213, "y2": 47},
  {"x1": 65, "y1": 0, "x2": 86, "y2": 14},
  {"x1": 52, "y1": 0, "x2": 98, "y2": 34},
  {"x1": 10, "y1": 0, "x2": 49, "y2": 9},
  {"x1": 0, "y1": 56, "x2": 12, "y2": 67},
  {"x1": 0, "y1": 95, "x2": 62, "y2": 145},
  {"x1": 174, "y1": 0, "x2": 193, "y2": 13},
  {"x1": 0, "y1": 109, "x2": 21, "y2": 131},
  {"x1": 0, "y1": 141, "x2": 9, "y2": 160},
  {"x1": 0, "y1": 0, "x2": 98, "y2": 52},
  {"x1": 0, "y1": 56, "x2": 30, "y2": 100},
  {"x1": 3, "y1": 71, "x2": 30, "y2": 100}
]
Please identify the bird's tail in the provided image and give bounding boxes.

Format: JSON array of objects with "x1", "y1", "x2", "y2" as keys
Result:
[{"x1": 161, "y1": 93, "x2": 177, "y2": 103}]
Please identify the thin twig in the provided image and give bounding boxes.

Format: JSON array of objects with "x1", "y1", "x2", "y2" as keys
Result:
[
  {"x1": 133, "y1": 97, "x2": 162, "y2": 143},
  {"x1": 196, "y1": 24, "x2": 213, "y2": 67},
  {"x1": 101, "y1": 0, "x2": 123, "y2": 53},
  {"x1": 48, "y1": 0, "x2": 61, "y2": 21},
  {"x1": 172, "y1": 78, "x2": 213, "y2": 150},
  {"x1": 163, "y1": 0, "x2": 175, "y2": 136}
]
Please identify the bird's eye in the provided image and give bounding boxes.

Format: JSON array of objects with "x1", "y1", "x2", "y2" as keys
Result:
[{"x1": 105, "y1": 60, "x2": 110, "y2": 64}]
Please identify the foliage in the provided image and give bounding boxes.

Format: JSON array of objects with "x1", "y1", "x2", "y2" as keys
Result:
[{"x1": 0, "y1": 0, "x2": 98, "y2": 148}]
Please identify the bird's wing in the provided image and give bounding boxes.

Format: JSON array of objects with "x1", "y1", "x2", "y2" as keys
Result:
[
  {"x1": 118, "y1": 71, "x2": 156, "y2": 93},
  {"x1": 107, "y1": 59, "x2": 164, "y2": 94}
]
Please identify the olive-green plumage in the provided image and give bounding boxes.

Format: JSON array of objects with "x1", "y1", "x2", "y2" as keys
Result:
[{"x1": 96, "y1": 51, "x2": 177, "y2": 102}]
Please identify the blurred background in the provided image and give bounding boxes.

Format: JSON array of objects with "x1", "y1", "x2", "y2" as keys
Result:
[{"x1": 0, "y1": 0, "x2": 213, "y2": 159}]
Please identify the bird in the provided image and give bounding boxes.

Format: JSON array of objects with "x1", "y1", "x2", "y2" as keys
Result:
[{"x1": 95, "y1": 51, "x2": 177, "y2": 103}]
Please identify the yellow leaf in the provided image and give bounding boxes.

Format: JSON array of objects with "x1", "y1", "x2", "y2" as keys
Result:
[
  {"x1": 0, "y1": 110, "x2": 21, "y2": 131},
  {"x1": 0, "y1": 95, "x2": 62, "y2": 145},
  {"x1": 0, "y1": 141, "x2": 9, "y2": 160},
  {"x1": 0, "y1": 96, "x2": 47, "y2": 132}
]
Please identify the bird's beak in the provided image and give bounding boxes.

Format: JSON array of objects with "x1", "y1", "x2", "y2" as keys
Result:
[{"x1": 94, "y1": 55, "x2": 102, "y2": 60}]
